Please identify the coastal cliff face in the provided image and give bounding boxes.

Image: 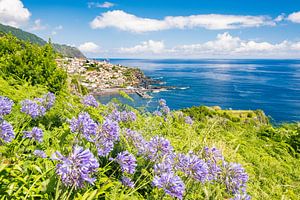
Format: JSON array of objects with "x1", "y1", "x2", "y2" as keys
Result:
[{"x1": 56, "y1": 58, "x2": 145, "y2": 93}]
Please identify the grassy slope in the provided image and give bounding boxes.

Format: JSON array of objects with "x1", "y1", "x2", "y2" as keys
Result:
[{"x1": 1, "y1": 76, "x2": 299, "y2": 199}]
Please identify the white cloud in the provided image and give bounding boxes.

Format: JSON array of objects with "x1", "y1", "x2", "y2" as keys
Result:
[
  {"x1": 90, "y1": 10, "x2": 275, "y2": 33},
  {"x1": 88, "y1": 1, "x2": 114, "y2": 8},
  {"x1": 118, "y1": 33, "x2": 300, "y2": 58},
  {"x1": 274, "y1": 13, "x2": 285, "y2": 22},
  {"x1": 30, "y1": 19, "x2": 47, "y2": 31},
  {"x1": 78, "y1": 42, "x2": 101, "y2": 53},
  {"x1": 51, "y1": 31, "x2": 57, "y2": 35},
  {"x1": 287, "y1": 11, "x2": 300, "y2": 23},
  {"x1": 0, "y1": 0, "x2": 31, "y2": 27},
  {"x1": 172, "y1": 33, "x2": 300, "y2": 57},
  {"x1": 120, "y1": 40, "x2": 165, "y2": 54}
]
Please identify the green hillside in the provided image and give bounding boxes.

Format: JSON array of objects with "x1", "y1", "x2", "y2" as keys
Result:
[{"x1": 0, "y1": 23, "x2": 85, "y2": 58}]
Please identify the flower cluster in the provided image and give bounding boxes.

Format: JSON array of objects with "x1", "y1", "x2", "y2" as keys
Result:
[
  {"x1": 147, "y1": 136, "x2": 174, "y2": 162},
  {"x1": 0, "y1": 120, "x2": 15, "y2": 143},
  {"x1": 121, "y1": 176, "x2": 135, "y2": 188},
  {"x1": 21, "y1": 99, "x2": 46, "y2": 118},
  {"x1": 52, "y1": 146, "x2": 99, "y2": 188},
  {"x1": 223, "y1": 162, "x2": 249, "y2": 195},
  {"x1": 82, "y1": 95, "x2": 99, "y2": 107},
  {"x1": 123, "y1": 129, "x2": 148, "y2": 155},
  {"x1": 120, "y1": 111, "x2": 136, "y2": 122},
  {"x1": 202, "y1": 147, "x2": 224, "y2": 180},
  {"x1": 0, "y1": 96, "x2": 14, "y2": 116},
  {"x1": 154, "y1": 99, "x2": 170, "y2": 116},
  {"x1": 23, "y1": 127, "x2": 44, "y2": 143},
  {"x1": 107, "y1": 109, "x2": 136, "y2": 122},
  {"x1": 33, "y1": 150, "x2": 47, "y2": 158},
  {"x1": 94, "y1": 118, "x2": 119, "y2": 156},
  {"x1": 176, "y1": 152, "x2": 208, "y2": 183},
  {"x1": 184, "y1": 116, "x2": 194, "y2": 125},
  {"x1": 36, "y1": 92, "x2": 56, "y2": 110},
  {"x1": 69, "y1": 112, "x2": 98, "y2": 142},
  {"x1": 115, "y1": 151, "x2": 137, "y2": 174},
  {"x1": 153, "y1": 172, "x2": 185, "y2": 199}
]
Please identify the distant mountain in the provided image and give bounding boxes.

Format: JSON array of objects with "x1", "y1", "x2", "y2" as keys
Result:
[{"x1": 0, "y1": 23, "x2": 85, "y2": 58}]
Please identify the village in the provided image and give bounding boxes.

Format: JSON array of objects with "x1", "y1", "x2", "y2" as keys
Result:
[{"x1": 56, "y1": 58, "x2": 159, "y2": 98}]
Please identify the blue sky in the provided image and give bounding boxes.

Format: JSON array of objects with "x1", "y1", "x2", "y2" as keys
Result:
[{"x1": 1, "y1": 0, "x2": 300, "y2": 58}]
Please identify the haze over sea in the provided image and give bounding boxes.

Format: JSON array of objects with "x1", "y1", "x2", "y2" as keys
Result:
[{"x1": 96, "y1": 59, "x2": 300, "y2": 123}]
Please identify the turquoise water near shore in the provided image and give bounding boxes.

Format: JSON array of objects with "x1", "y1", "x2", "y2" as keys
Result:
[{"x1": 96, "y1": 59, "x2": 300, "y2": 123}]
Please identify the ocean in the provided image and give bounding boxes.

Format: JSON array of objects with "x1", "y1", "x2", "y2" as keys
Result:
[{"x1": 96, "y1": 59, "x2": 300, "y2": 123}]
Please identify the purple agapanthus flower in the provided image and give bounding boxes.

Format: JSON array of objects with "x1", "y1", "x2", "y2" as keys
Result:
[
  {"x1": 52, "y1": 146, "x2": 99, "y2": 188},
  {"x1": 223, "y1": 162, "x2": 249, "y2": 195},
  {"x1": 115, "y1": 151, "x2": 137, "y2": 174},
  {"x1": 95, "y1": 139, "x2": 114, "y2": 157},
  {"x1": 159, "y1": 99, "x2": 167, "y2": 107},
  {"x1": 82, "y1": 95, "x2": 99, "y2": 107},
  {"x1": 147, "y1": 136, "x2": 174, "y2": 162},
  {"x1": 202, "y1": 147, "x2": 224, "y2": 180},
  {"x1": 153, "y1": 172, "x2": 185, "y2": 199},
  {"x1": 154, "y1": 153, "x2": 176, "y2": 175},
  {"x1": 123, "y1": 129, "x2": 148, "y2": 155},
  {"x1": 0, "y1": 120, "x2": 14, "y2": 143},
  {"x1": 231, "y1": 193, "x2": 251, "y2": 200},
  {"x1": 21, "y1": 99, "x2": 46, "y2": 119},
  {"x1": 43, "y1": 92, "x2": 56, "y2": 110},
  {"x1": 101, "y1": 118, "x2": 120, "y2": 142},
  {"x1": 33, "y1": 150, "x2": 47, "y2": 158},
  {"x1": 120, "y1": 111, "x2": 136, "y2": 122},
  {"x1": 94, "y1": 118, "x2": 120, "y2": 157},
  {"x1": 121, "y1": 176, "x2": 135, "y2": 188},
  {"x1": 23, "y1": 127, "x2": 43, "y2": 142},
  {"x1": 69, "y1": 112, "x2": 98, "y2": 142},
  {"x1": 0, "y1": 96, "x2": 14, "y2": 116},
  {"x1": 184, "y1": 116, "x2": 194, "y2": 125},
  {"x1": 107, "y1": 109, "x2": 121, "y2": 122},
  {"x1": 153, "y1": 110, "x2": 162, "y2": 116},
  {"x1": 176, "y1": 152, "x2": 209, "y2": 183},
  {"x1": 161, "y1": 106, "x2": 170, "y2": 115}
]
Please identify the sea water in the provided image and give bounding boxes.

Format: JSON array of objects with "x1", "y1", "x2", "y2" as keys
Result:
[{"x1": 96, "y1": 59, "x2": 300, "y2": 123}]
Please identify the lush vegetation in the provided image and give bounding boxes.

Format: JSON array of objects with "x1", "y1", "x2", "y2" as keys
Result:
[
  {"x1": 0, "y1": 34, "x2": 67, "y2": 92},
  {"x1": 0, "y1": 23, "x2": 85, "y2": 58},
  {"x1": 0, "y1": 35, "x2": 299, "y2": 200}
]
